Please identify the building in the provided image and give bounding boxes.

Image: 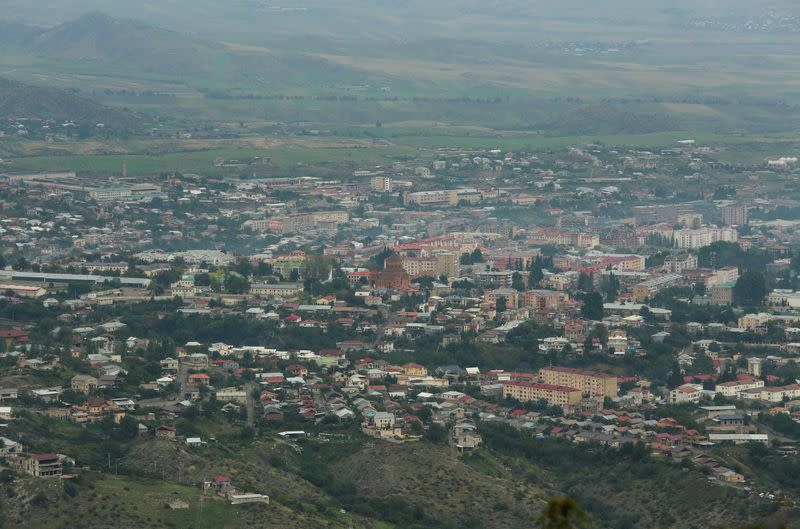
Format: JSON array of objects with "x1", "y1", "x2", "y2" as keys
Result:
[
  {"x1": 402, "y1": 363, "x2": 427, "y2": 377},
  {"x1": 707, "y1": 267, "x2": 739, "y2": 288},
  {"x1": 400, "y1": 257, "x2": 437, "y2": 278},
  {"x1": 708, "y1": 433, "x2": 768, "y2": 445},
  {"x1": 502, "y1": 381, "x2": 582, "y2": 408},
  {"x1": 738, "y1": 312, "x2": 771, "y2": 331},
  {"x1": 10, "y1": 453, "x2": 63, "y2": 477},
  {"x1": 669, "y1": 385, "x2": 702, "y2": 404},
  {"x1": 433, "y1": 251, "x2": 460, "y2": 279},
  {"x1": 539, "y1": 366, "x2": 618, "y2": 398},
  {"x1": 0, "y1": 283, "x2": 47, "y2": 298},
  {"x1": 71, "y1": 374, "x2": 99, "y2": 394},
  {"x1": 484, "y1": 288, "x2": 520, "y2": 310},
  {"x1": 632, "y1": 274, "x2": 683, "y2": 302},
  {"x1": 370, "y1": 176, "x2": 393, "y2": 192},
  {"x1": 711, "y1": 281, "x2": 735, "y2": 306},
  {"x1": 715, "y1": 379, "x2": 764, "y2": 398},
  {"x1": 674, "y1": 227, "x2": 737, "y2": 249},
  {"x1": 720, "y1": 204, "x2": 748, "y2": 226},
  {"x1": 524, "y1": 290, "x2": 564, "y2": 312},
  {"x1": 249, "y1": 283, "x2": 304, "y2": 298},
  {"x1": 665, "y1": 253, "x2": 698, "y2": 274},
  {"x1": 475, "y1": 270, "x2": 514, "y2": 288},
  {"x1": 370, "y1": 255, "x2": 411, "y2": 290},
  {"x1": 74, "y1": 262, "x2": 130, "y2": 274},
  {"x1": 188, "y1": 373, "x2": 210, "y2": 386}
]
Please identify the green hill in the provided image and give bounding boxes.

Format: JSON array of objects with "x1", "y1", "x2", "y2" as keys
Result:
[
  {"x1": 0, "y1": 12, "x2": 379, "y2": 89},
  {"x1": 0, "y1": 76, "x2": 138, "y2": 130}
]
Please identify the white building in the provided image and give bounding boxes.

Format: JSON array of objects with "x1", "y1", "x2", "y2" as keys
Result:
[{"x1": 674, "y1": 227, "x2": 737, "y2": 249}]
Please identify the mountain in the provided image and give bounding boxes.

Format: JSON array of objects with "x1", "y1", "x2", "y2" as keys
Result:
[
  {"x1": 26, "y1": 12, "x2": 224, "y2": 78},
  {"x1": 0, "y1": 76, "x2": 138, "y2": 129},
  {"x1": 0, "y1": 12, "x2": 376, "y2": 87}
]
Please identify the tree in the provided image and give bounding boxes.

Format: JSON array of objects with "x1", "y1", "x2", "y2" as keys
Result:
[
  {"x1": 511, "y1": 272, "x2": 526, "y2": 292},
  {"x1": 224, "y1": 273, "x2": 250, "y2": 294},
  {"x1": 528, "y1": 263, "x2": 544, "y2": 288},
  {"x1": 734, "y1": 271, "x2": 766, "y2": 306},
  {"x1": 668, "y1": 362, "x2": 684, "y2": 388},
  {"x1": 256, "y1": 261, "x2": 273, "y2": 276},
  {"x1": 577, "y1": 272, "x2": 593, "y2": 292},
  {"x1": 304, "y1": 255, "x2": 332, "y2": 282},
  {"x1": 600, "y1": 272, "x2": 619, "y2": 302},
  {"x1": 495, "y1": 296, "x2": 507, "y2": 313},
  {"x1": 580, "y1": 291, "x2": 604, "y2": 321},
  {"x1": 12, "y1": 257, "x2": 28, "y2": 271},
  {"x1": 537, "y1": 497, "x2": 588, "y2": 529},
  {"x1": 235, "y1": 260, "x2": 253, "y2": 277}
]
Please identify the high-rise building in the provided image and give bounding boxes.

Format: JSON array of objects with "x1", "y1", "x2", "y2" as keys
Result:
[
  {"x1": 370, "y1": 176, "x2": 393, "y2": 192},
  {"x1": 720, "y1": 204, "x2": 748, "y2": 226}
]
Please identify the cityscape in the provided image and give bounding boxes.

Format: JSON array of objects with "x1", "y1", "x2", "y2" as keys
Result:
[{"x1": 2, "y1": 1, "x2": 800, "y2": 528}]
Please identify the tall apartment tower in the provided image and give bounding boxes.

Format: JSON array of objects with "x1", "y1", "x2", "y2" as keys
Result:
[{"x1": 720, "y1": 204, "x2": 747, "y2": 226}]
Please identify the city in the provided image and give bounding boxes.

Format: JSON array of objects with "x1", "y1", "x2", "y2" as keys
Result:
[{"x1": 2, "y1": 1, "x2": 800, "y2": 529}]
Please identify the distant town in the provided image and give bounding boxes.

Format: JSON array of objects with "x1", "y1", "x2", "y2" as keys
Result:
[{"x1": 2, "y1": 139, "x2": 800, "y2": 523}]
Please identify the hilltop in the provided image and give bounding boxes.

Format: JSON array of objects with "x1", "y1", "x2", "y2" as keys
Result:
[
  {"x1": 0, "y1": 76, "x2": 138, "y2": 130},
  {"x1": 0, "y1": 12, "x2": 376, "y2": 86}
]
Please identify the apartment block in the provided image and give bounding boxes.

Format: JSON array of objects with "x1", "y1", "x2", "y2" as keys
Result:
[
  {"x1": 539, "y1": 366, "x2": 618, "y2": 398},
  {"x1": 502, "y1": 381, "x2": 582, "y2": 407}
]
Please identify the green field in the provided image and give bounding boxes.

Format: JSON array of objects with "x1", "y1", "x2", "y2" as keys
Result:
[{"x1": 4, "y1": 129, "x2": 800, "y2": 176}]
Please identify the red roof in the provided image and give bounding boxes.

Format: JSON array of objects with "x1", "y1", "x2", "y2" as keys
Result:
[
  {"x1": 31, "y1": 453, "x2": 59, "y2": 461},
  {"x1": 541, "y1": 366, "x2": 615, "y2": 379},
  {"x1": 504, "y1": 380, "x2": 580, "y2": 392},
  {"x1": 213, "y1": 475, "x2": 231, "y2": 482},
  {"x1": 0, "y1": 328, "x2": 29, "y2": 339}
]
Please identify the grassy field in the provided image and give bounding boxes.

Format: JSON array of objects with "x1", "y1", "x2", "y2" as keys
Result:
[{"x1": 4, "y1": 129, "x2": 800, "y2": 176}]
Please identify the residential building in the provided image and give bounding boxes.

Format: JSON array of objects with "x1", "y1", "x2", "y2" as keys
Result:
[
  {"x1": 715, "y1": 379, "x2": 764, "y2": 398},
  {"x1": 665, "y1": 253, "x2": 698, "y2": 274},
  {"x1": 669, "y1": 384, "x2": 702, "y2": 404},
  {"x1": 720, "y1": 204, "x2": 748, "y2": 226},
  {"x1": 11, "y1": 453, "x2": 63, "y2": 477},
  {"x1": 249, "y1": 283, "x2": 304, "y2": 298},
  {"x1": 539, "y1": 366, "x2": 618, "y2": 398},
  {"x1": 502, "y1": 381, "x2": 582, "y2": 408},
  {"x1": 632, "y1": 274, "x2": 683, "y2": 302}
]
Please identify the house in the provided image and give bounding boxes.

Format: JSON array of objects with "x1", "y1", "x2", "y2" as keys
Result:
[
  {"x1": 160, "y1": 357, "x2": 180, "y2": 372},
  {"x1": 0, "y1": 328, "x2": 30, "y2": 348},
  {"x1": 155, "y1": 425, "x2": 176, "y2": 439},
  {"x1": 0, "y1": 437, "x2": 23, "y2": 456},
  {"x1": 263, "y1": 405, "x2": 285, "y2": 422},
  {"x1": 181, "y1": 353, "x2": 209, "y2": 370},
  {"x1": 669, "y1": 384, "x2": 702, "y2": 404},
  {"x1": 287, "y1": 364, "x2": 309, "y2": 377},
  {"x1": 71, "y1": 374, "x2": 99, "y2": 394},
  {"x1": 204, "y1": 475, "x2": 234, "y2": 496},
  {"x1": 86, "y1": 396, "x2": 108, "y2": 415},
  {"x1": 452, "y1": 431, "x2": 482, "y2": 451},
  {"x1": 188, "y1": 373, "x2": 210, "y2": 386},
  {"x1": 216, "y1": 387, "x2": 247, "y2": 404},
  {"x1": 402, "y1": 363, "x2": 427, "y2": 377},
  {"x1": 10, "y1": 453, "x2": 63, "y2": 477}
]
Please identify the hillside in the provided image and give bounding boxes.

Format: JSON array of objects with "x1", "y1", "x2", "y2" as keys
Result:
[
  {"x1": 0, "y1": 12, "x2": 379, "y2": 87},
  {"x1": 0, "y1": 76, "x2": 138, "y2": 130}
]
